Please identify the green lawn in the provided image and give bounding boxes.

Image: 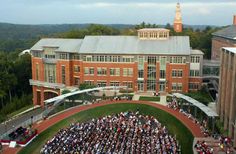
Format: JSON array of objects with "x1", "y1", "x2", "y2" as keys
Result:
[
  {"x1": 19, "y1": 103, "x2": 194, "y2": 154},
  {"x1": 185, "y1": 91, "x2": 213, "y2": 106},
  {"x1": 139, "y1": 96, "x2": 160, "y2": 101}
]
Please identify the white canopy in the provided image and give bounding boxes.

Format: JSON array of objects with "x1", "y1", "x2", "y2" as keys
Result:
[
  {"x1": 44, "y1": 86, "x2": 127, "y2": 104},
  {"x1": 173, "y1": 93, "x2": 218, "y2": 117}
]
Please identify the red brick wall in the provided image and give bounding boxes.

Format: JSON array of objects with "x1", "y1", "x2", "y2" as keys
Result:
[
  {"x1": 174, "y1": 23, "x2": 182, "y2": 33},
  {"x1": 81, "y1": 62, "x2": 137, "y2": 87},
  {"x1": 166, "y1": 63, "x2": 190, "y2": 93},
  {"x1": 56, "y1": 60, "x2": 72, "y2": 86},
  {"x1": 189, "y1": 77, "x2": 202, "y2": 91},
  {"x1": 143, "y1": 62, "x2": 148, "y2": 92},
  {"x1": 71, "y1": 60, "x2": 83, "y2": 85},
  {"x1": 211, "y1": 37, "x2": 236, "y2": 60},
  {"x1": 32, "y1": 86, "x2": 60, "y2": 106},
  {"x1": 31, "y1": 57, "x2": 44, "y2": 81},
  {"x1": 156, "y1": 62, "x2": 160, "y2": 92}
]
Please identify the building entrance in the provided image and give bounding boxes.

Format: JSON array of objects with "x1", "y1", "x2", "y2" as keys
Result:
[
  {"x1": 159, "y1": 82, "x2": 166, "y2": 92},
  {"x1": 138, "y1": 82, "x2": 144, "y2": 91},
  {"x1": 44, "y1": 91, "x2": 58, "y2": 100},
  {"x1": 36, "y1": 91, "x2": 41, "y2": 105}
]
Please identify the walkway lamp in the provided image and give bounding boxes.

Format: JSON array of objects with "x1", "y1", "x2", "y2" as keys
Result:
[
  {"x1": 31, "y1": 116, "x2": 33, "y2": 128},
  {"x1": 4, "y1": 121, "x2": 7, "y2": 135}
]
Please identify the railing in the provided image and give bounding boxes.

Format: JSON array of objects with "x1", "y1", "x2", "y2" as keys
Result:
[
  {"x1": 42, "y1": 58, "x2": 57, "y2": 64},
  {"x1": 0, "y1": 113, "x2": 43, "y2": 140},
  {"x1": 203, "y1": 59, "x2": 220, "y2": 67},
  {"x1": 29, "y1": 79, "x2": 65, "y2": 89}
]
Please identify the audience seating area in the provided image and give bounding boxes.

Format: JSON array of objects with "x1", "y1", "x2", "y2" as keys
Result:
[{"x1": 41, "y1": 111, "x2": 180, "y2": 154}]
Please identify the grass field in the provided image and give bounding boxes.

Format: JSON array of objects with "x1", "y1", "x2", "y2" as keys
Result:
[
  {"x1": 139, "y1": 96, "x2": 160, "y2": 101},
  {"x1": 19, "y1": 103, "x2": 194, "y2": 154}
]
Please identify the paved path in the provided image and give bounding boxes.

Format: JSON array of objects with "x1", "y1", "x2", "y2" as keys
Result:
[
  {"x1": 132, "y1": 94, "x2": 140, "y2": 101},
  {"x1": 159, "y1": 95, "x2": 167, "y2": 105},
  {"x1": 0, "y1": 108, "x2": 43, "y2": 136},
  {"x1": 2, "y1": 100, "x2": 204, "y2": 154}
]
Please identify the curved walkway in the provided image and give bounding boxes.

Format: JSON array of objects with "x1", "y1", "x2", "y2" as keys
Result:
[{"x1": 3, "y1": 100, "x2": 204, "y2": 154}]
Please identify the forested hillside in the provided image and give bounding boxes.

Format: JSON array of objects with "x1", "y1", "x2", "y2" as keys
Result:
[{"x1": 0, "y1": 52, "x2": 32, "y2": 121}]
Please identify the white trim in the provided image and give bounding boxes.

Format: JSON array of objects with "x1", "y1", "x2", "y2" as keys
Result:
[{"x1": 44, "y1": 90, "x2": 59, "y2": 95}]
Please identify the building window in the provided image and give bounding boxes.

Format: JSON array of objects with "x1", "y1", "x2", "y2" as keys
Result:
[
  {"x1": 97, "y1": 68, "x2": 107, "y2": 76},
  {"x1": 189, "y1": 83, "x2": 199, "y2": 90},
  {"x1": 86, "y1": 56, "x2": 92, "y2": 62},
  {"x1": 123, "y1": 68, "x2": 133, "y2": 77},
  {"x1": 61, "y1": 66, "x2": 66, "y2": 84},
  {"x1": 170, "y1": 56, "x2": 185, "y2": 63},
  {"x1": 74, "y1": 77, "x2": 80, "y2": 86},
  {"x1": 59, "y1": 53, "x2": 68, "y2": 60},
  {"x1": 74, "y1": 65, "x2": 80, "y2": 73},
  {"x1": 36, "y1": 63, "x2": 39, "y2": 80},
  {"x1": 172, "y1": 83, "x2": 182, "y2": 91},
  {"x1": 172, "y1": 70, "x2": 183, "y2": 78},
  {"x1": 84, "y1": 67, "x2": 89, "y2": 75},
  {"x1": 160, "y1": 70, "x2": 166, "y2": 79},
  {"x1": 110, "y1": 68, "x2": 120, "y2": 76},
  {"x1": 191, "y1": 56, "x2": 200, "y2": 63},
  {"x1": 44, "y1": 64, "x2": 56, "y2": 83},
  {"x1": 33, "y1": 51, "x2": 42, "y2": 58},
  {"x1": 160, "y1": 57, "x2": 166, "y2": 65},
  {"x1": 123, "y1": 82, "x2": 133, "y2": 88},
  {"x1": 172, "y1": 83, "x2": 177, "y2": 91},
  {"x1": 84, "y1": 80, "x2": 94, "y2": 85},
  {"x1": 138, "y1": 70, "x2": 144, "y2": 78},
  {"x1": 110, "y1": 81, "x2": 120, "y2": 86},
  {"x1": 196, "y1": 56, "x2": 200, "y2": 63},
  {"x1": 84, "y1": 67, "x2": 94, "y2": 75},
  {"x1": 148, "y1": 56, "x2": 157, "y2": 65},
  {"x1": 147, "y1": 66, "x2": 156, "y2": 79},
  {"x1": 45, "y1": 54, "x2": 55, "y2": 59},
  {"x1": 189, "y1": 70, "x2": 200, "y2": 77},
  {"x1": 177, "y1": 83, "x2": 182, "y2": 91},
  {"x1": 195, "y1": 70, "x2": 200, "y2": 76},
  {"x1": 122, "y1": 56, "x2": 134, "y2": 62},
  {"x1": 97, "y1": 81, "x2": 106, "y2": 87},
  {"x1": 72, "y1": 54, "x2": 80, "y2": 60}
]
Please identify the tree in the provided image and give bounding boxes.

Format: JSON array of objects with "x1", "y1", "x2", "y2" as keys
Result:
[
  {"x1": 0, "y1": 88, "x2": 6, "y2": 108},
  {"x1": 79, "y1": 83, "x2": 96, "y2": 90},
  {"x1": 165, "y1": 23, "x2": 171, "y2": 29}
]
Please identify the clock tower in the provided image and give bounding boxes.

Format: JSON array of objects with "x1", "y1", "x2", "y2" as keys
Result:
[{"x1": 174, "y1": 2, "x2": 183, "y2": 33}]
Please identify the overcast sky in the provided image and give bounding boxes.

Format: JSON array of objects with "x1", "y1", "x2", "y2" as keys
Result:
[{"x1": 1, "y1": 0, "x2": 236, "y2": 25}]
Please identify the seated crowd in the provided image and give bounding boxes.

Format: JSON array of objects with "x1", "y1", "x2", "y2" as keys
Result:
[
  {"x1": 41, "y1": 111, "x2": 180, "y2": 154},
  {"x1": 218, "y1": 136, "x2": 233, "y2": 153},
  {"x1": 167, "y1": 96, "x2": 210, "y2": 137},
  {"x1": 194, "y1": 140, "x2": 214, "y2": 154}
]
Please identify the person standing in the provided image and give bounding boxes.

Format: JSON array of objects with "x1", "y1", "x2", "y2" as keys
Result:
[{"x1": 0, "y1": 142, "x2": 2, "y2": 153}]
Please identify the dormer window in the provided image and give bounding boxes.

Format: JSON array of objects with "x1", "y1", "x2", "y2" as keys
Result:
[
  {"x1": 43, "y1": 47, "x2": 57, "y2": 59},
  {"x1": 137, "y1": 28, "x2": 170, "y2": 40}
]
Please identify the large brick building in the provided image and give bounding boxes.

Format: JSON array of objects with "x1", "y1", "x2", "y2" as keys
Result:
[
  {"x1": 217, "y1": 47, "x2": 236, "y2": 146},
  {"x1": 30, "y1": 28, "x2": 203, "y2": 106},
  {"x1": 211, "y1": 15, "x2": 236, "y2": 60}
]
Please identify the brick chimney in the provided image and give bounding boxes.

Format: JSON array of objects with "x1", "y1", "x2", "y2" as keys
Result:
[{"x1": 234, "y1": 15, "x2": 236, "y2": 25}]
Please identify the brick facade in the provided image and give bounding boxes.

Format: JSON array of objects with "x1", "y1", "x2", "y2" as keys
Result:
[
  {"x1": 217, "y1": 48, "x2": 236, "y2": 146},
  {"x1": 211, "y1": 36, "x2": 236, "y2": 60},
  {"x1": 29, "y1": 29, "x2": 203, "y2": 107},
  {"x1": 31, "y1": 55, "x2": 202, "y2": 106},
  {"x1": 174, "y1": 23, "x2": 183, "y2": 33}
]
